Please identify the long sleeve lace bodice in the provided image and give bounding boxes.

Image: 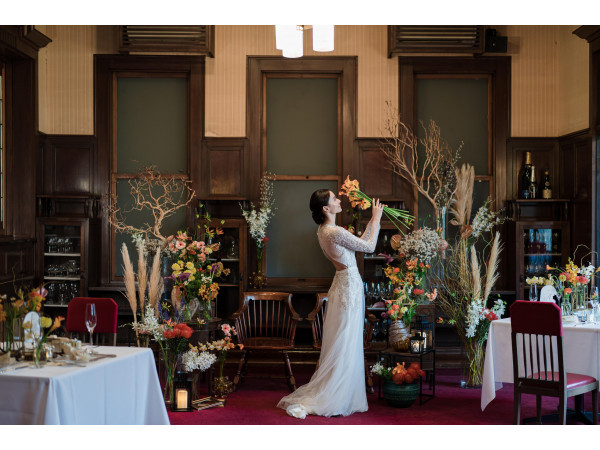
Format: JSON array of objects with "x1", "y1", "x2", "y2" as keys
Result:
[{"x1": 317, "y1": 222, "x2": 380, "y2": 269}]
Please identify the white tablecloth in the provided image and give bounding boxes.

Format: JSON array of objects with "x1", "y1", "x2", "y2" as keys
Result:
[
  {"x1": 482, "y1": 317, "x2": 600, "y2": 411},
  {"x1": 0, "y1": 346, "x2": 170, "y2": 425}
]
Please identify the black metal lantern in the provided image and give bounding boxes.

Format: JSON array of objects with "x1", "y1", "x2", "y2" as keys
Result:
[
  {"x1": 411, "y1": 314, "x2": 433, "y2": 350},
  {"x1": 409, "y1": 333, "x2": 425, "y2": 353},
  {"x1": 171, "y1": 372, "x2": 193, "y2": 412}
]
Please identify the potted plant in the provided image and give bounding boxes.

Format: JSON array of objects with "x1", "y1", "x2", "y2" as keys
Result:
[{"x1": 371, "y1": 361, "x2": 425, "y2": 407}]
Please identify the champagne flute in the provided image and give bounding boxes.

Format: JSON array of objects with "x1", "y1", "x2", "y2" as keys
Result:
[{"x1": 85, "y1": 303, "x2": 97, "y2": 346}]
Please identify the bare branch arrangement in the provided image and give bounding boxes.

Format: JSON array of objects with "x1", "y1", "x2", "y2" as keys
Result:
[
  {"x1": 379, "y1": 101, "x2": 461, "y2": 221},
  {"x1": 104, "y1": 165, "x2": 195, "y2": 249}
]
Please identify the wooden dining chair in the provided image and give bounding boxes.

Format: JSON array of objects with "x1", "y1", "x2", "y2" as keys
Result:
[
  {"x1": 231, "y1": 292, "x2": 301, "y2": 392},
  {"x1": 306, "y1": 292, "x2": 378, "y2": 394},
  {"x1": 510, "y1": 300, "x2": 598, "y2": 424},
  {"x1": 66, "y1": 297, "x2": 119, "y2": 346}
]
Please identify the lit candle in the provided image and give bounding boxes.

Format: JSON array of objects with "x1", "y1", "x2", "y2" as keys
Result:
[{"x1": 176, "y1": 389, "x2": 188, "y2": 409}]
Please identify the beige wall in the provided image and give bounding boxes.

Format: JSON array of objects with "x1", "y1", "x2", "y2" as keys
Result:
[{"x1": 37, "y1": 25, "x2": 589, "y2": 138}]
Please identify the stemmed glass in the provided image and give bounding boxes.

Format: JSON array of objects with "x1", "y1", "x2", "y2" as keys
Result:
[
  {"x1": 85, "y1": 303, "x2": 97, "y2": 346},
  {"x1": 590, "y1": 287, "x2": 599, "y2": 322},
  {"x1": 529, "y1": 284, "x2": 538, "y2": 301}
]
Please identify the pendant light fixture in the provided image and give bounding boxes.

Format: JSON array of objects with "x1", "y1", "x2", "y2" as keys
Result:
[{"x1": 275, "y1": 25, "x2": 334, "y2": 58}]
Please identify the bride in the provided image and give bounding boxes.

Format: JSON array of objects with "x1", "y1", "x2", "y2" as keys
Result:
[{"x1": 277, "y1": 189, "x2": 383, "y2": 418}]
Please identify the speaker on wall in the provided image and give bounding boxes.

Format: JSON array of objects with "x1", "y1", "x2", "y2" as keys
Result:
[{"x1": 485, "y1": 28, "x2": 507, "y2": 53}]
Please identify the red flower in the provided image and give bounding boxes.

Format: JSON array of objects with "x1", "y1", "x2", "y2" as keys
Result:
[
  {"x1": 484, "y1": 311, "x2": 498, "y2": 321},
  {"x1": 413, "y1": 288, "x2": 424, "y2": 295},
  {"x1": 262, "y1": 236, "x2": 269, "y2": 243}
]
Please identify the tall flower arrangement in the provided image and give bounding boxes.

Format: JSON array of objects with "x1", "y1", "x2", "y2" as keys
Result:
[
  {"x1": 432, "y1": 163, "x2": 507, "y2": 388},
  {"x1": 546, "y1": 256, "x2": 599, "y2": 314},
  {"x1": 240, "y1": 173, "x2": 276, "y2": 288},
  {"x1": 0, "y1": 285, "x2": 48, "y2": 354}
]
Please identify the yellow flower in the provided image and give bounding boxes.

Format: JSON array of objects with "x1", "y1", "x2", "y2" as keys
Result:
[
  {"x1": 400, "y1": 306, "x2": 408, "y2": 314},
  {"x1": 558, "y1": 274, "x2": 566, "y2": 282},
  {"x1": 40, "y1": 316, "x2": 52, "y2": 328},
  {"x1": 186, "y1": 262, "x2": 195, "y2": 270},
  {"x1": 172, "y1": 263, "x2": 181, "y2": 271},
  {"x1": 189, "y1": 275, "x2": 195, "y2": 281}
]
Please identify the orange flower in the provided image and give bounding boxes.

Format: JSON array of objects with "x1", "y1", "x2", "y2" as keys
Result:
[{"x1": 564, "y1": 287, "x2": 572, "y2": 295}]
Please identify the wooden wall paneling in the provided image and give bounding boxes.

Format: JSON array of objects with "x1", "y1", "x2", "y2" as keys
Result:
[
  {"x1": 201, "y1": 137, "x2": 246, "y2": 199},
  {"x1": 94, "y1": 55, "x2": 205, "y2": 286},
  {"x1": 0, "y1": 239, "x2": 36, "y2": 292},
  {"x1": 39, "y1": 135, "x2": 97, "y2": 196}
]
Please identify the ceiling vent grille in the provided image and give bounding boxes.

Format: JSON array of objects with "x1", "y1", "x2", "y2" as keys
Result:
[
  {"x1": 388, "y1": 25, "x2": 484, "y2": 56},
  {"x1": 119, "y1": 25, "x2": 214, "y2": 56}
]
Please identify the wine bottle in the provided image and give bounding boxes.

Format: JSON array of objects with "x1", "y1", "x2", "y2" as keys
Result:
[
  {"x1": 528, "y1": 164, "x2": 538, "y2": 199},
  {"x1": 542, "y1": 169, "x2": 552, "y2": 199},
  {"x1": 520, "y1": 152, "x2": 532, "y2": 199}
]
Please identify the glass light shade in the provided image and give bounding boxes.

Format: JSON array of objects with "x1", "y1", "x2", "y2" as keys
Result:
[
  {"x1": 275, "y1": 25, "x2": 285, "y2": 50},
  {"x1": 282, "y1": 25, "x2": 303, "y2": 58},
  {"x1": 312, "y1": 25, "x2": 334, "y2": 52}
]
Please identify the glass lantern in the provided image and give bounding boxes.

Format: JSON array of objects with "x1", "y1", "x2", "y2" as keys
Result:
[
  {"x1": 409, "y1": 334, "x2": 425, "y2": 353},
  {"x1": 171, "y1": 372, "x2": 193, "y2": 412},
  {"x1": 411, "y1": 314, "x2": 433, "y2": 350}
]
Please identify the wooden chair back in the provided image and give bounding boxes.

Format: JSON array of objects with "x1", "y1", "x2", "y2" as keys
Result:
[
  {"x1": 307, "y1": 293, "x2": 328, "y2": 347},
  {"x1": 510, "y1": 300, "x2": 566, "y2": 390},
  {"x1": 233, "y1": 292, "x2": 299, "y2": 342},
  {"x1": 307, "y1": 292, "x2": 377, "y2": 349}
]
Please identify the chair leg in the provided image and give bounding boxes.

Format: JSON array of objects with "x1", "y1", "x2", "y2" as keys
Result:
[
  {"x1": 536, "y1": 395, "x2": 542, "y2": 424},
  {"x1": 513, "y1": 389, "x2": 521, "y2": 425},
  {"x1": 283, "y1": 351, "x2": 296, "y2": 392},
  {"x1": 558, "y1": 396, "x2": 567, "y2": 425},
  {"x1": 593, "y1": 388, "x2": 598, "y2": 425},
  {"x1": 233, "y1": 350, "x2": 248, "y2": 392},
  {"x1": 364, "y1": 356, "x2": 374, "y2": 394}
]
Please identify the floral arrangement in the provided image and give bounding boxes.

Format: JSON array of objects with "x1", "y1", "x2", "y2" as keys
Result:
[
  {"x1": 338, "y1": 176, "x2": 413, "y2": 232},
  {"x1": 164, "y1": 229, "x2": 230, "y2": 322},
  {"x1": 464, "y1": 297, "x2": 505, "y2": 341},
  {"x1": 23, "y1": 315, "x2": 64, "y2": 366},
  {"x1": 525, "y1": 276, "x2": 554, "y2": 286},
  {"x1": 546, "y1": 257, "x2": 599, "y2": 312},
  {"x1": 190, "y1": 323, "x2": 243, "y2": 398},
  {"x1": 371, "y1": 361, "x2": 425, "y2": 385},
  {"x1": 382, "y1": 256, "x2": 436, "y2": 325},
  {"x1": 0, "y1": 285, "x2": 48, "y2": 353},
  {"x1": 432, "y1": 163, "x2": 505, "y2": 387},
  {"x1": 391, "y1": 226, "x2": 447, "y2": 265},
  {"x1": 240, "y1": 172, "x2": 276, "y2": 246}
]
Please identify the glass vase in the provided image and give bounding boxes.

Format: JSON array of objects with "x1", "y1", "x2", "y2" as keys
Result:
[
  {"x1": 162, "y1": 351, "x2": 180, "y2": 406},
  {"x1": 249, "y1": 242, "x2": 267, "y2": 289},
  {"x1": 461, "y1": 338, "x2": 485, "y2": 388},
  {"x1": 389, "y1": 320, "x2": 411, "y2": 352}
]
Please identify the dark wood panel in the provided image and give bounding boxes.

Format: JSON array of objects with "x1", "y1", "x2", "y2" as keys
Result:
[
  {"x1": 0, "y1": 239, "x2": 36, "y2": 292},
  {"x1": 359, "y1": 146, "x2": 394, "y2": 197},
  {"x1": 40, "y1": 135, "x2": 97, "y2": 195},
  {"x1": 202, "y1": 137, "x2": 246, "y2": 199}
]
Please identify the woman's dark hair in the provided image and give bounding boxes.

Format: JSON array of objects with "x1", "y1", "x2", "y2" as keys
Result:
[{"x1": 310, "y1": 189, "x2": 331, "y2": 225}]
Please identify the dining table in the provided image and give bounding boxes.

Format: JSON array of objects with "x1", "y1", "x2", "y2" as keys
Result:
[
  {"x1": 481, "y1": 317, "x2": 600, "y2": 415},
  {"x1": 0, "y1": 346, "x2": 170, "y2": 425}
]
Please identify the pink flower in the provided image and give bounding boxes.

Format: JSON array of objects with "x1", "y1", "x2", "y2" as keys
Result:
[
  {"x1": 176, "y1": 232, "x2": 188, "y2": 240},
  {"x1": 175, "y1": 240, "x2": 186, "y2": 250},
  {"x1": 221, "y1": 324, "x2": 232, "y2": 336},
  {"x1": 199, "y1": 253, "x2": 206, "y2": 262},
  {"x1": 168, "y1": 242, "x2": 175, "y2": 251}
]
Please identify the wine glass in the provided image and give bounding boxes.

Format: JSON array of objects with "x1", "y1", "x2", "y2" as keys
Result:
[
  {"x1": 85, "y1": 303, "x2": 97, "y2": 346},
  {"x1": 590, "y1": 287, "x2": 599, "y2": 322},
  {"x1": 529, "y1": 284, "x2": 538, "y2": 301}
]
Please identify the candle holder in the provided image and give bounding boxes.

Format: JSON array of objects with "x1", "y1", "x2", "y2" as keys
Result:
[
  {"x1": 409, "y1": 333, "x2": 425, "y2": 353},
  {"x1": 410, "y1": 314, "x2": 433, "y2": 350}
]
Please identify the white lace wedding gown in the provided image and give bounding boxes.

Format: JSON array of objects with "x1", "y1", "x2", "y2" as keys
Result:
[{"x1": 277, "y1": 219, "x2": 380, "y2": 418}]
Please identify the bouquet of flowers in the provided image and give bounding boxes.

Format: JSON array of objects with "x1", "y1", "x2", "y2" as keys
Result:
[
  {"x1": 464, "y1": 297, "x2": 505, "y2": 342},
  {"x1": 382, "y1": 256, "x2": 437, "y2": 325},
  {"x1": 525, "y1": 276, "x2": 554, "y2": 286},
  {"x1": 391, "y1": 226, "x2": 447, "y2": 265},
  {"x1": 240, "y1": 172, "x2": 276, "y2": 247},
  {"x1": 371, "y1": 361, "x2": 425, "y2": 385},
  {"x1": 546, "y1": 257, "x2": 599, "y2": 313},
  {"x1": 23, "y1": 315, "x2": 64, "y2": 366},
  {"x1": 190, "y1": 323, "x2": 244, "y2": 398},
  {"x1": 338, "y1": 176, "x2": 413, "y2": 232},
  {"x1": 0, "y1": 285, "x2": 48, "y2": 353},
  {"x1": 164, "y1": 230, "x2": 230, "y2": 322}
]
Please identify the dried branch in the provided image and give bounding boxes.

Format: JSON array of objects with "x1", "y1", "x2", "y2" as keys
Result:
[
  {"x1": 104, "y1": 165, "x2": 195, "y2": 248},
  {"x1": 379, "y1": 101, "x2": 461, "y2": 219}
]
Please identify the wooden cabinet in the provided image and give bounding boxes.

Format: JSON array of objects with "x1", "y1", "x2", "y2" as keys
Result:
[
  {"x1": 507, "y1": 199, "x2": 571, "y2": 300},
  {"x1": 37, "y1": 217, "x2": 88, "y2": 310}
]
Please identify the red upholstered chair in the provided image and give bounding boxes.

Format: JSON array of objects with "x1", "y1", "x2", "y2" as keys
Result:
[
  {"x1": 306, "y1": 292, "x2": 378, "y2": 394},
  {"x1": 66, "y1": 297, "x2": 119, "y2": 346},
  {"x1": 510, "y1": 300, "x2": 598, "y2": 424}
]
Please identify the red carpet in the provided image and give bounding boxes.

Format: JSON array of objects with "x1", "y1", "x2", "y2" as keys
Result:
[{"x1": 167, "y1": 366, "x2": 597, "y2": 425}]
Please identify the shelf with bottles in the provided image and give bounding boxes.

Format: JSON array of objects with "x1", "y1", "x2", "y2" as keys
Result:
[{"x1": 514, "y1": 221, "x2": 570, "y2": 300}]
